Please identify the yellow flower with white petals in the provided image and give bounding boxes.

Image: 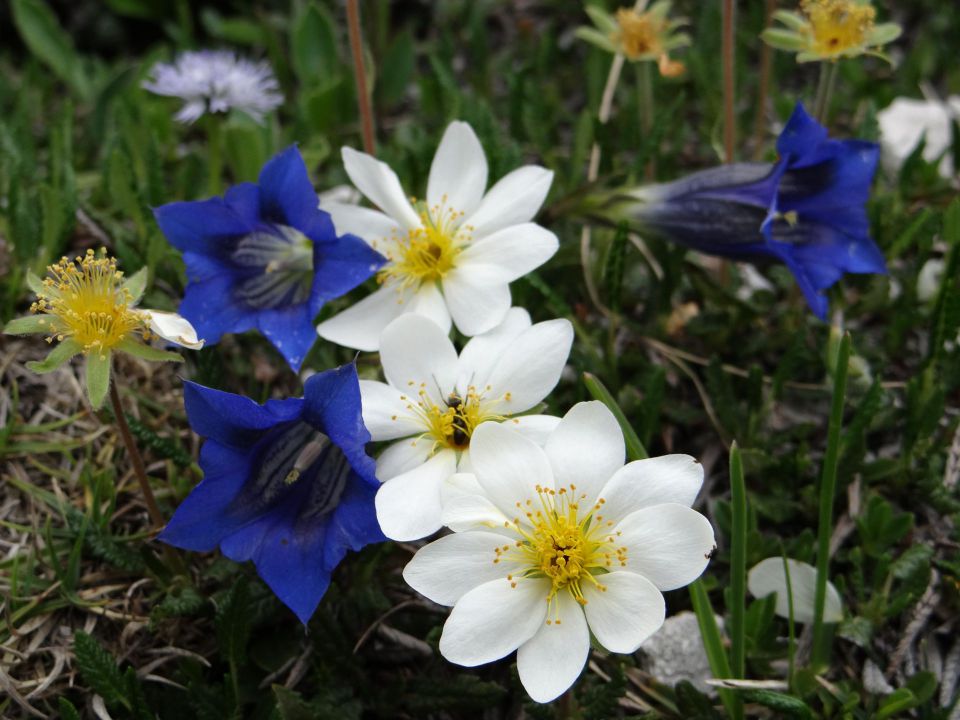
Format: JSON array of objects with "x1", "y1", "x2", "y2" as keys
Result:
[
  {"x1": 3, "y1": 249, "x2": 203, "y2": 408},
  {"x1": 762, "y1": 0, "x2": 901, "y2": 63}
]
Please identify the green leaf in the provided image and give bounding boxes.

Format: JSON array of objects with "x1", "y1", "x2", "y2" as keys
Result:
[
  {"x1": 273, "y1": 686, "x2": 314, "y2": 720},
  {"x1": 25, "y1": 270, "x2": 46, "y2": 294},
  {"x1": 772, "y1": 10, "x2": 808, "y2": 31},
  {"x1": 58, "y1": 697, "x2": 82, "y2": 720},
  {"x1": 760, "y1": 28, "x2": 807, "y2": 51},
  {"x1": 117, "y1": 338, "x2": 183, "y2": 363},
  {"x1": 3, "y1": 314, "x2": 51, "y2": 335},
  {"x1": 741, "y1": 690, "x2": 813, "y2": 719},
  {"x1": 85, "y1": 351, "x2": 112, "y2": 410},
  {"x1": 25, "y1": 339, "x2": 82, "y2": 374},
  {"x1": 582, "y1": 372, "x2": 648, "y2": 460},
  {"x1": 868, "y1": 22, "x2": 902, "y2": 46},
  {"x1": 574, "y1": 27, "x2": 617, "y2": 54},
  {"x1": 877, "y1": 689, "x2": 916, "y2": 719},
  {"x1": 73, "y1": 631, "x2": 131, "y2": 709},
  {"x1": 601, "y1": 223, "x2": 628, "y2": 314},
  {"x1": 291, "y1": 2, "x2": 340, "y2": 85},
  {"x1": 584, "y1": 5, "x2": 618, "y2": 35},
  {"x1": 377, "y1": 29, "x2": 415, "y2": 107},
  {"x1": 11, "y1": 0, "x2": 92, "y2": 99},
  {"x1": 216, "y1": 576, "x2": 252, "y2": 669},
  {"x1": 122, "y1": 268, "x2": 148, "y2": 304}
]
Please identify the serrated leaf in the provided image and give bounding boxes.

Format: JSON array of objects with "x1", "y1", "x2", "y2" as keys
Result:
[
  {"x1": 73, "y1": 631, "x2": 131, "y2": 709},
  {"x1": 742, "y1": 689, "x2": 813, "y2": 719},
  {"x1": 58, "y1": 698, "x2": 82, "y2": 720},
  {"x1": 11, "y1": 0, "x2": 92, "y2": 99},
  {"x1": 216, "y1": 576, "x2": 251, "y2": 669},
  {"x1": 25, "y1": 339, "x2": 82, "y2": 374},
  {"x1": 273, "y1": 686, "x2": 314, "y2": 720}
]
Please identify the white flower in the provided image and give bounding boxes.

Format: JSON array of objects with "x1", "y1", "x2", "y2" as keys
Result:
[
  {"x1": 917, "y1": 258, "x2": 944, "y2": 303},
  {"x1": 877, "y1": 96, "x2": 960, "y2": 179},
  {"x1": 143, "y1": 50, "x2": 283, "y2": 124},
  {"x1": 142, "y1": 310, "x2": 204, "y2": 350},
  {"x1": 316, "y1": 121, "x2": 559, "y2": 351},
  {"x1": 402, "y1": 401, "x2": 715, "y2": 703},
  {"x1": 364, "y1": 309, "x2": 573, "y2": 541},
  {"x1": 747, "y1": 557, "x2": 842, "y2": 624}
]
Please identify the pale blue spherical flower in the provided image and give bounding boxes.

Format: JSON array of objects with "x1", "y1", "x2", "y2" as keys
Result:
[{"x1": 143, "y1": 50, "x2": 283, "y2": 124}]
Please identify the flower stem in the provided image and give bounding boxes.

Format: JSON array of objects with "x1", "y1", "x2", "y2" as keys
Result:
[
  {"x1": 109, "y1": 382, "x2": 165, "y2": 530},
  {"x1": 347, "y1": 0, "x2": 376, "y2": 155},
  {"x1": 813, "y1": 61, "x2": 839, "y2": 124},
  {"x1": 751, "y1": 0, "x2": 777, "y2": 160},
  {"x1": 811, "y1": 331, "x2": 851, "y2": 668},
  {"x1": 721, "y1": 0, "x2": 736, "y2": 163},
  {"x1": 729, "y1": 442, "x2": 747, "y2": 681},
  {"x1": 205, "y1": 114, "x2": 223, "y2": 196}
]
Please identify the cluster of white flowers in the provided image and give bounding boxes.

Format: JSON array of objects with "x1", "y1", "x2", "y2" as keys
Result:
[
  {"x1": 143, "y1": 50, "x2": 283, "y2": 124},
  {"x1": 320, "y1": 121, "x2": 718, "y2": 702}
]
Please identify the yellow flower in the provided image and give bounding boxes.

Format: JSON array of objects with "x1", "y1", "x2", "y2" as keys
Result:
[
  {"x1": 762, "y1": 0, "x2": 901, "y2": 63},
  {"x1": 3, "y1": 249, "x2": 202, "y2": 408},
  {"x1": 576, "y1": 1, "x2": 689, "y2": 77}
]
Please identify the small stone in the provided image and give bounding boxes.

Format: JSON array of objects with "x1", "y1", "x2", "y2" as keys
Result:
[{"x1": 638, "y1": 611, "x2": 721, "y2": 694}]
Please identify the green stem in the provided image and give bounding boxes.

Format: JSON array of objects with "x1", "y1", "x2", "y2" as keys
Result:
[
  {"x1": 729, "y1": 442, "x2": 747, "y2": 681},
  {"x1": 205, "y1": 114, "x2": 223, "y2": 196},
  {"x1": 811, "y1": 331, "x2": 851, "y2": 668},
  {"x1": 689, "y1": 580, "x2": 743, "y2": 720},
  {"x1": 582, "y1": 372, "x2": 648, "y2": 460},
  {"x1": 813, "y1": 61, "x2": 839, "y2": 124},
  {"x1": 781, "y1": 549, "x2": 797, "y2": 689}
]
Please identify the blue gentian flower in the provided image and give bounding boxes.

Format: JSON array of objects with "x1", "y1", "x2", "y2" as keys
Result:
[
  {"x1": 159, "y1": 363, "x2": 385, "y2": 623},
  {"x1": 583, "y1": 103, "x2": 886, "y2": 318},
  {"x1": 154, "y1": 146, "x2": 385, "y2": 370}
]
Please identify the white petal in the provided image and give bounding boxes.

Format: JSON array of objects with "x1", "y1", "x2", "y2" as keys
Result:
[
  {"x1": 598, "y1": 455, "x2": 704, "y2": 525},
  {"x1": 748, "y1": 557, "x2": 843, "y2": 624},
  {"x1": 374, "y1": 450, "x2": 457, "y2": 541},
  {"x1": 403, "y1": 530, "x2": 520, "y2": 606},
  {"x1": 463, "y1": 165, "x2": 554, "y2": 239},
  {"x1": 483, "y1": 319, "x2": 573, "y2": 414},
  {"x1": 360, "y1": 380, "x2": 422, "y2": 441},
  {"x1": 379, "y1": 313, "x2": 458, "y2": 405},
  {"x1": 442, "y1": 272, "x2": 511, "y2": 337},
  {"x1": 317, "y1": 283, "x2": 412, "y2": 352},
  {"x1": 341, "y1": 147, "x2": 421, "y2": 229},
  {"x1": 324, "y1": 201, "x2": 401, "y2": 248},
  {"x1": 615, "y1": 504, "x2": 716, "y2": 591},
  {"x1": 441, "y1": 491, "x2": 511, "y2": 533},
  {"x1": 143, "y1": 310, "x2": 204, "y2": 349},
  {"x1": 582, "y1": 571, "x2": 665, "y2": 653},
  {"x1": 409, "y1": 282, "x2": 452, "y2": 335},
  {"x1": 470, "y1": 421, "x2": 555, "y2": 519},
  {"x1": 456, "y1": 307, "x2": 532, "y2": 392},
  {"x1": 375, "y1": 437, "x2": 433, "y2": 480},
  {"x1": 440, "y1": 471, "x2": 485, "y2": 505},
  {"x1": 439, "y1": 577, "x2": 548, "y2": 667},
  {"x1": 427, "y1": 121, "x2": 488, "y2": 217},
  {"x1": 544, "y1": 401, "x2": 624, "y2": 506},
  {"x1": 517, "y1": 592, "x2": 590, "y2": 703},
  {"x1": 503, "y1": 415, "x2": 561, "y2": 445},
  {"x1": 317, "y1": 184, "x2": 361, "y2": 205},
  {"x1": 456, "y1": 223, "x2": 559, "y2": 284}
]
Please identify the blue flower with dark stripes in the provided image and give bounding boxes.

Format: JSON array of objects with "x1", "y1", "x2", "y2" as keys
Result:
[
  {"x1": 583, "y1": 103, "x2": 886, "y2": 319},
  {"x1": 154, "y1": 146, "x2": 385, "y2": 370},
  {"x1": 159, "y1": 363, "x2": 385, "y2": 623}
]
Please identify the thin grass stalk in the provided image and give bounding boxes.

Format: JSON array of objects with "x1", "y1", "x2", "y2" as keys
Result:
[
  {"x1": 582, "y1": 372, "x2": 649, "y2": 460},
  {"x1": 781, "y1": 550, "x2": 798, "y2": 688},
  {"x1": 205, "y1": 114, "x2": 222, "y2": 196},
  {"x1": 751, "y1": 0, "x2": 777, "y2": 160},
  {"x1": 721, "y1": 0, "x2": 736, "y2": 162},
  {"x1": 813, "y1": 61, "x2": 839, "y2": 124},
  {"x1": 347, "y1": 0, "x2": 376, "y2": 155},
  {"x1": 729, "y1": 442, "x2": 747, "y2": 681},
  {"x1": 690, "y1": 579, "x2": 743, "y2": 720},
  {"x1": 811, "y1": 331, "x2": 852, "y2": 667}
]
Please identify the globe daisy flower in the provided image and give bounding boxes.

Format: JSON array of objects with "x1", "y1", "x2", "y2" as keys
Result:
[
  {"x1": 579, "y1": 103, "x2": 886, "y2": 319},
  {"x1": 159, "y1": 363, "x2": 385, "y2": 624},
  {"x1": 363, "y1": 310, "x2": 573, "y2": 541},
  {"x1": 316, "y1": 121, "x2": 559, "y2": 351},
  {"x1": 142, "y1": 50, "x2": 283, "y2": 124},
  {"x1": 3, "y1": 249, "x2": 202, "y2": 408},
  {"x1": 576, "y1": 1, "x2": 690, "y2": 77},
  {"x1": 762, "y1": 0, "x2": 901, "y2": 63},
  {"x1": 154, "y1": 146, "x2": 385, "y2": 371},
  {"x1": 402, "y1": 402, "x2": 715, "y2": 703}
]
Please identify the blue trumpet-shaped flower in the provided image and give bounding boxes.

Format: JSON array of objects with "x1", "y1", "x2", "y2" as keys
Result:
[
  {"x1": 154, "y1": 146, "x2": 385, "y2": 370},
  {"x1": 583, "y1": 103, "x2": 886, "y2": 318},
  {"x1": 159, "y1": 364, "x2": 385, "y2": 623}
]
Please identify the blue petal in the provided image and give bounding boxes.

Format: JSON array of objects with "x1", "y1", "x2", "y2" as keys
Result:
[
  {"x1": 183, "y1": 381, "x2": 303, "y2": 447},
  {"x1": 776, "y1": 104, "x2": 829, "y2": 162},
  {"x1": 224, "y1": 183, "x2": 262, "y2": 226},
  {"x1": 178, "y1": 272, "x2": 256, "y2": 346},
  {"x1": 158, "y1": 441, "x2": 254, "y2": 552},
  {"x1": 258, "y1": 146, "x2": 320, "y2": 230},
  {"x1": 256, "y1": 303, "x2": 317, "y2": 371},
  {"x1": 311, "y1": 233, "x2": 386, "y2": 303},
  {"x1": 153, "y1": 198, "x2": 252, "y2": 257},
  {"x1": 324, "y1": 477, "x2": 385, "y2": 567},
  {"x1": 780, "y1": 141, "x2": 879, "y2": 215}
]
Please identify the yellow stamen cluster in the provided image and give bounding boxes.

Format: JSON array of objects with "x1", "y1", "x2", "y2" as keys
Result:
[
  {"x1": 377, "y1": 198, "x2": 468, "y2": 292},
  {"x1": 801, "y1": 0, "x2": 875, "y2": 57},
  {"x1": 397, "y1": 384, "x2": 504, "y2": 452},
  {"x1": 497, "y1": 485, "x2": 628, "y2": 622},
  {"x1": 613, "y1": 8, "x2": 665, "y2": 60},
  {"x1": 30, "y1": 249, "x2": 148, "y2": 356}
]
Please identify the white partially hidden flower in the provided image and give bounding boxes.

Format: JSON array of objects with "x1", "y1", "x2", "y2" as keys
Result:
[
  {"x1": 364, "y1": 309, "x2": 573, "y2": 541},
  {"x1": 877, "y1": 96, "x2": 960, "y2": 179},
  {"x1": 317, "y1": 121, "x2": 559, "y2": 351},
  {"x1": 142, "y1": 50, "x2": 283, "y2": 124},
  {"x1": 748, "y1": 557, "x2": 843, "y2": 624},
  {"x1": 403, "y1": 401, "x2": 715, "y2": 703},
  {"x1": 142, "y1": 310, "x2": 205, "y2": 350}
]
